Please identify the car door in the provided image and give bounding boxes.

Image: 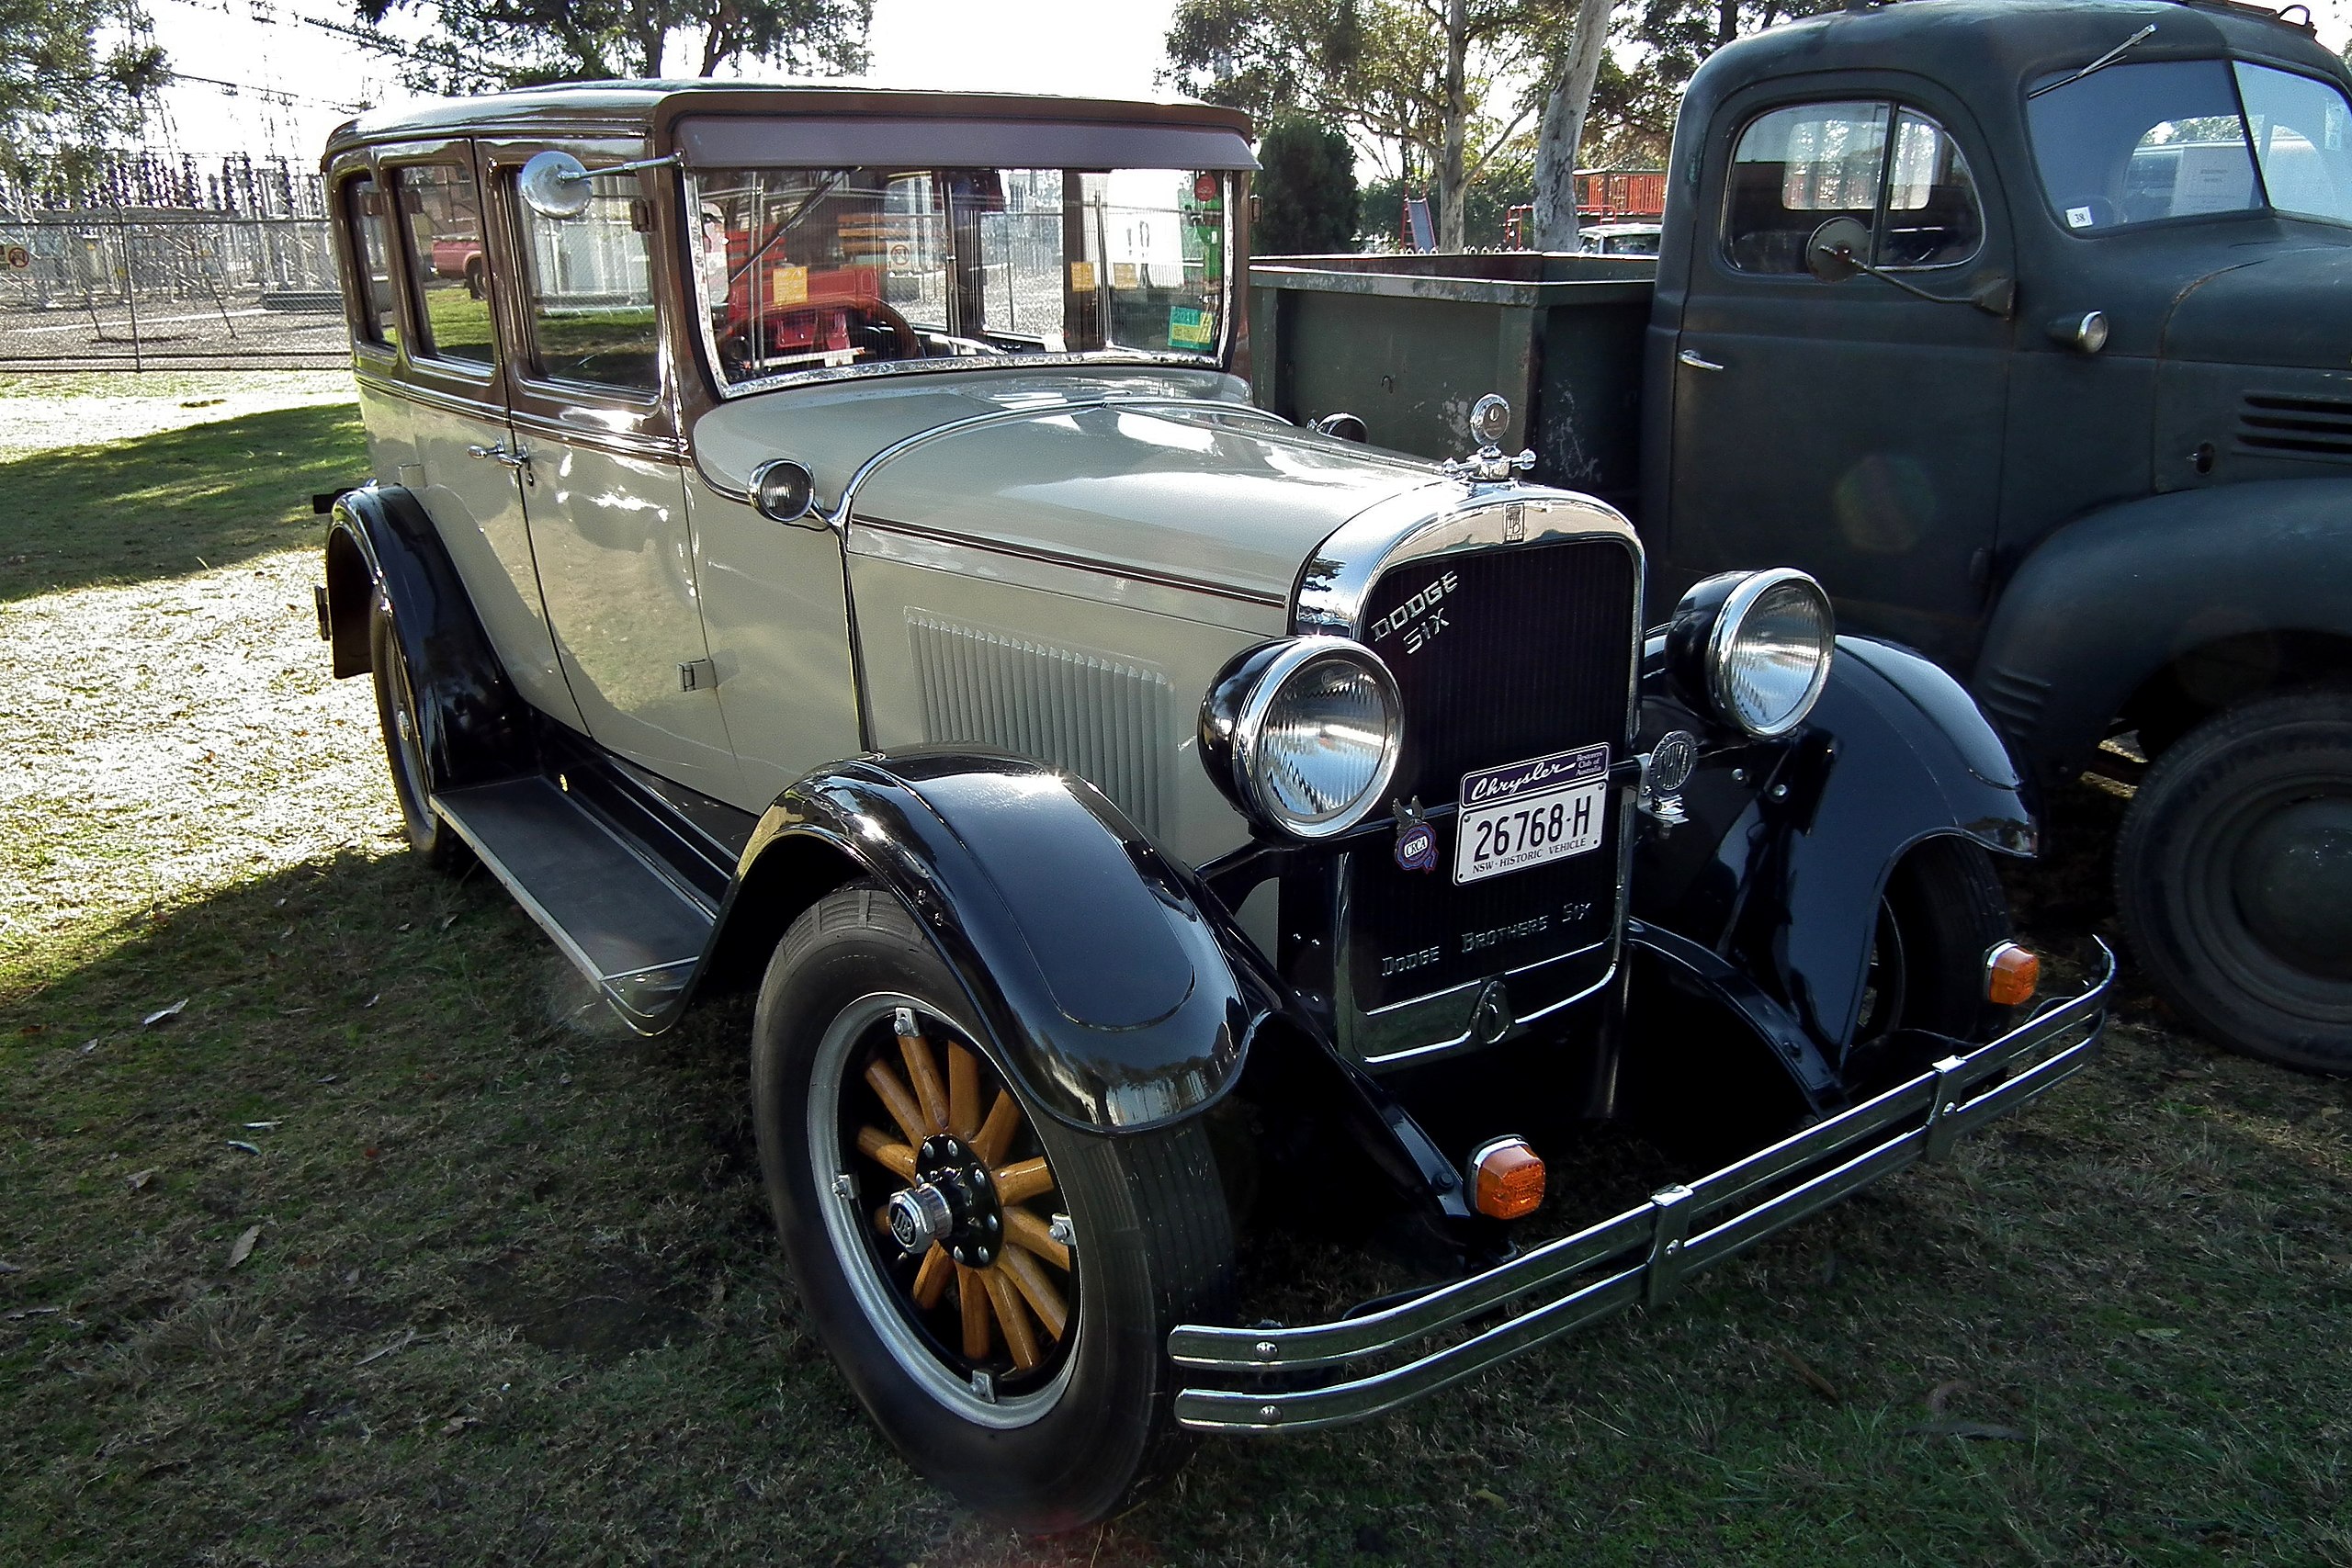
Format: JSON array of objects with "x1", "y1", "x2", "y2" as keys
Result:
[
  {"x1": 1667, "y1": 82, "x2": 2015, "y2": 670},
  {"x1": 336, "y1": 147, "x2": 582, "y2": 728},
  {"x1": 486, "y1": 136, "x2": 741, "y2": 801}
]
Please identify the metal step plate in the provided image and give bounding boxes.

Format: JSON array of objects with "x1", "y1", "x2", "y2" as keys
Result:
[{"x1": 433, "y1": 776, "x2": 716, "y2": 1029}]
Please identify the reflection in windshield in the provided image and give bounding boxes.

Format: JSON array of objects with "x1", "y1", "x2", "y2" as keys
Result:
[
  {"x1": 2026, "y1": 57, "x2": 2352, "y2": 231},
  {"x1": 684, "y1": 164, "x2": 1230, "y2": 389}
]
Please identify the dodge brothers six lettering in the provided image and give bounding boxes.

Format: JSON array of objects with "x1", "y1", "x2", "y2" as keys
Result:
[{"x1": 315, "y1": 79, "x2": 2109, "y2": 1529}]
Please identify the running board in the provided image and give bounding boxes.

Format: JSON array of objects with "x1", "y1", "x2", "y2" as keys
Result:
[{"x1": 433, "y1": 776, "x2": 718, "y2": 1031}]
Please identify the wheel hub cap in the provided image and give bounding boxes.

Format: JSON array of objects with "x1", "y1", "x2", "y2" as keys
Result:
[
  {"x1": 912, "y1": 1134, "x2": 1003, "y2": 1267},
  {"x1": 2233, "y1": 795, "x2": 2352, "y2": 981}
]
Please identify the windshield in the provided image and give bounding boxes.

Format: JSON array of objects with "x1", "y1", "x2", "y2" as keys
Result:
[
  {"x1": 685, "y1": 164, "x2": 1231, "y2": 389},
  {"x1": 2026, "y1": 58, "x2": 2352, "y2": 231}
]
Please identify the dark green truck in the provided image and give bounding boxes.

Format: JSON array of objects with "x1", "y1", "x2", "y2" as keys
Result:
[{"x1": 1251, "y1": 0, "x2": 2352, "y2": 1072}]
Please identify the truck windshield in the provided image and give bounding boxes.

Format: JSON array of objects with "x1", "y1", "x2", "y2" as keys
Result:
[
  {"x1": 2026, "y1": 58, "x2": 2352, "y2": 231},
  {"x1": 684, "y1": 164, "x2": 1231, "y2": 389}
]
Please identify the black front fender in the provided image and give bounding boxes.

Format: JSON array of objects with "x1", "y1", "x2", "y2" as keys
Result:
[
  {"x1": 746, "y1": 750, "x2": 1272, "y2": 1133},
  {"x1": 1976, "y1": 479, "x2": 2352, "y2": 784},
  {"x1": 1635, "y1": 635, "x2": 2033, "y2": 1059}
]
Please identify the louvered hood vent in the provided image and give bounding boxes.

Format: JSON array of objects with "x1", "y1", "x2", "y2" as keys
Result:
[
  {"x1": 907, "y1": 613, "x2": 1175, "y2": 839},
  {"x1": 2238, "y1": 392, "x2": 2352, "y2": 458}
]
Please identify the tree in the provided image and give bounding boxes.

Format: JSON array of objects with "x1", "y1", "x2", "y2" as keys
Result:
[
  {"x1": 1166, "y1": 0, "x2": 1544, "y2": 249},
  {"x1": 1254, "y1": 115, "x2": 1360, "y2": 255},
  {"x1": 358, "y1": 0, "x2": 873, "y2": 93},
  {"x1": 1528, "y1": 0, "x2": 1611, "y2": 250},
  {"x1": 0, "y1": 0, "x2": 168, "y2": 187}
]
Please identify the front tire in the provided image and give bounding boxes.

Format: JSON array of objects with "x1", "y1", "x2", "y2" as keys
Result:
[
  {"x1": 2116, "y1": 689, "x2": 2352, "y2": 1074},
  {"x1": 1844, "y1": 837, "x2": 2014, "y2": 1090},
  {"x1": 752, "y1": 884, "x2": 1233, "y2": 1530}
]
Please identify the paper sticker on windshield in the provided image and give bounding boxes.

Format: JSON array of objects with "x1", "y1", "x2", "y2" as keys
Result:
[
  {"x1": 1069, "y1": 260, "x2": 1097, "y2": 293},
  {"x1": 771, "y1": 265, "x2": 808, "y2": 304},
  {"x1": 1169, "y1": 307, "x2": 1215, "y2": 348},
  {"x1": 2065, "y1": 206, "x2": 2095, "y2": 229}
]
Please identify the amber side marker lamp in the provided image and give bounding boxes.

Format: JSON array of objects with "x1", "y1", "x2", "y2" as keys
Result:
[
  {"x1": 1468, "y1": 1136, "x2": 1546, "y2": 1221},
  {"x1": 1985, "y1": 942, "x2": 2041, "y2": 1008}
]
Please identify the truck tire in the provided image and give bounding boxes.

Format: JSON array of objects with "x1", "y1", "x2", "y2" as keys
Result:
[
  {"x1": 367, "y1": 591, "x2": 468, "y2": 873},
  {"x1": 751, "y1": 883, "x2": 1234, "y2": 1530},
  {"x1": 2116, "y1": 688, "x2": 2352, "y2": 1074}
]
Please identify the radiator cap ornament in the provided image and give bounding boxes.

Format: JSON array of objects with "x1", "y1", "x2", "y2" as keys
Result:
[{"x1": 1441, "y1": 393, "x2": 1537, "y2": 485}]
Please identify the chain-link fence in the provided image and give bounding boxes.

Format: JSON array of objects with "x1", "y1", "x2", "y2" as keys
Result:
[{"x1": 0, "y1": 155, "x2": 347, "y2": 370}]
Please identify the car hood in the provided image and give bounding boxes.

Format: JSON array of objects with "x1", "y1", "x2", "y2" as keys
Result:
[
  {"x1": 2161, "y1": 242, "x2": 2352, "y2": 370},
  {"x1": 690, "y1": 367, "x2": 1447, "y2": 607}
]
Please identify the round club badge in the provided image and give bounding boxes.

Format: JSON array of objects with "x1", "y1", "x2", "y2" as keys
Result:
[{"x1": 1395, "y1": 819, "x2": 1438, "y2": 873}]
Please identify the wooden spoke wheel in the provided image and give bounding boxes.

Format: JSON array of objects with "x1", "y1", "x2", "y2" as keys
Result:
[
  {"x1": 752, "y1": 883, "x2": 1235, "y2": 1529},
  {"x1": 840, "y1": 1003, "x2": 1077, "y2": 1398}
]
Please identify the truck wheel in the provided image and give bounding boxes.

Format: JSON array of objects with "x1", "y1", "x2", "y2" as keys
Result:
[
  {"x1": 2117, "y1": 689, "x2": 2352, "y2": 1074},
  {"x1": 752, "y1": 884, "x2": 1233, "y2": 1530},
  {"x1": 367, "y1": 592, "x2": 467, "y2": 873}
]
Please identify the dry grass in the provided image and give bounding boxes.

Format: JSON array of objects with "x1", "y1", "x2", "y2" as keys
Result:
[{"x1": 2, "y1": 374, "x2": 2348, "y2": 1567}]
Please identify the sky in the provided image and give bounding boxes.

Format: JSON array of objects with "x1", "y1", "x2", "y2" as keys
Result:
[
  {"x1": 137, "y1": 0, "x2": 1187, "y2": 165},
  {"x1": 130, "y1": 0, "x2": 2352, "y2": 170}
]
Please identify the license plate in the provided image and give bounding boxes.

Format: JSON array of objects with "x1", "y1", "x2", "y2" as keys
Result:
[{"x1": 1453, "y1": 744, "x2": 1611, "y2": 886}]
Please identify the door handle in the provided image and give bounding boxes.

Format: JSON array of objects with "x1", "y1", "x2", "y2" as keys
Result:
[
  {"x1": 467, "y1": 442, "x2": 532, "y2": 470},
  {"x1": 1677, "y1": 349, "x2": 1725, "y2": 372}
]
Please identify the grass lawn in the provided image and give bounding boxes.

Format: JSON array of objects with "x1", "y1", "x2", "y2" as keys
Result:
[{"x1": 1, "y1": 373, "x2": 2347, "y2": 1566}]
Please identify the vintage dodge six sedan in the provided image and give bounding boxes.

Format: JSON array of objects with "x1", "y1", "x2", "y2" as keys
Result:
[{"x1": 314, "y1": 83, "x2": 2110, "y2": 1526}]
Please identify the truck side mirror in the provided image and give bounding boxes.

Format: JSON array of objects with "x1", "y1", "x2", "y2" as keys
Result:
[{"x1": 1804, "y1": 217, "x2": 1870, "y2": 284}]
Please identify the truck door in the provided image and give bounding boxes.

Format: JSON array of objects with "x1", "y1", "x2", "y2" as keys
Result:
[
  {"x1": 486, "y1": 138, "x2": 742, "y2": 802},
  {"x1": 1667, "y1": 87, "x2": 2013, "y2": 670}
]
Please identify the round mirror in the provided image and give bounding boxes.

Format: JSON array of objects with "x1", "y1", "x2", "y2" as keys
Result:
[
  {"x1": 1468, "y1": 393, "x2": 1511, "y2": 445},
  {"x1": 1804, "y1": 216, "x2": 1871, "y2": 283},
  {"x1": 519, "y1": 150, "x2": 594, "y2": 220}
]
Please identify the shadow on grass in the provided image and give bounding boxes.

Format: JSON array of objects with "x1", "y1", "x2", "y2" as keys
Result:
[{"x1": 0, "y1": 402, "x2": 369, "y2": 604}]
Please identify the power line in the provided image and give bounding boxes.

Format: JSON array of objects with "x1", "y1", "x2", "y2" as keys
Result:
[{"x1": 166, "y1": 70, "x2": 368, "y2": 112}]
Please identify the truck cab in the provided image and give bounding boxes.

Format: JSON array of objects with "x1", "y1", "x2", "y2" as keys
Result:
[{"x1": 1645, "y1": 0, "x2": 2352, "y2": 1072}]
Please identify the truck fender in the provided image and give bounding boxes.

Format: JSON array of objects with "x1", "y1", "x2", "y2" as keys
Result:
[
  {"x1": 737, "y1": 750, "x2": 1272, "y2": 1134},
  {"x1": 1975, "y1": 479, "x2": 2352, "y2": 784},
  {"x1": 321, "y1": 485, "x2": 536, "y2": 790},
  {"x1": 1647, "y1": 636, "x2": 2035, "y2": 1059}
]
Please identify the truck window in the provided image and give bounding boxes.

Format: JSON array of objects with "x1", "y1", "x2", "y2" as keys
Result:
[
  {"x1": 2026, "y1": 59, "x2": 2260, "y2": 231},
  {"x1": 2234, "y1": 62, "x2": 2352, "y2": 225},
  {"x1": 517, "y1": 170, "x2": 660, "y2": 393},
  {"x1": 1724, "y1": 101, "x2": 1982, "y2": 273},
  {"x1": 342, "y1": 174, "x2": 401, "y2": 352},
  {"x1": 391, "y1": 162, "x2": 494, "y2": 369}
]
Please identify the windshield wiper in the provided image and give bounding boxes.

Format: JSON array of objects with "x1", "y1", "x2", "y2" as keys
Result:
[{"x1": 2028, "y1": 23, "x2": 2158, "y2": 99}]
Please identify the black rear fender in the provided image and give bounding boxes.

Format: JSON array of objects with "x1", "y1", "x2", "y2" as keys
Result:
[
  {"x1": 322, "y1": 486, "x2": 534, "y2": 789},
  {"x1": 729, "y1": 750, "x2": 1274, "y2": 1134}
]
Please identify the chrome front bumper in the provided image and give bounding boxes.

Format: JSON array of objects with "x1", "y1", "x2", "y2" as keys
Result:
[{"x1": 1169, "y1": 943, "x2": 2114, "y2": 1433}]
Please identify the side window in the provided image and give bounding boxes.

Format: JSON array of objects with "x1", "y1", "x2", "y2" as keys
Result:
[
  {"x1": 1881, "y1": 111, "x2": 1984, "y2": 266},
  {"x1": 392, "y1": 162, "x2": 495, "y2": 368},
  {"x1": 1724, "y1": 100, "x2": 1984, "y2": 273},
  {"x1": 343, "y1": 174, "x2": 401, "y2": 351},
  {"x1": 518, "y1": 170, "x2": 660, "y2": 393}
]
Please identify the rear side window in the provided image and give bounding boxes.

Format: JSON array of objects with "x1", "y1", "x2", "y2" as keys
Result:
[
  {"x1": 518, "y1": 170, "x2": 660, "y2": 393},
  {"x1": 1725, "y1": 100, "x2": 1984, "y2": 272},
  {"x1": 343, "y1": 175, "x2": 401, "y2": 351},
  {"x1": 392, "y1": 162, "x2": 495, "y2": 368}
]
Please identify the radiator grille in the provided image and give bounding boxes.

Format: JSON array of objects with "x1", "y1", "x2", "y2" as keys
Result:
[
  {"x1": 907, "y1": 613, "x2": 1175, "y2": 837},
  {"x1": 1340, "y1": 536, "x2": 1641, "y2": 1028},
  {"x1": 2238, "y1": 392, "x2": 2352, "y2": 458}
]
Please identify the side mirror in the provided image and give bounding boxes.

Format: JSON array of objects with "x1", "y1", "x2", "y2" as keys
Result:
[
  {"x1": 1804, "y1": 216, "x2": 1871, "y2": 283},
  {"x1": 519, "y1": 151, "x2": 595, "y2": 220}
]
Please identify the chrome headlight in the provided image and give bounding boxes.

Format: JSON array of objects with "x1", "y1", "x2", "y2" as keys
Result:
[
  {"x1": 1200, "y1": 637, "x2": 1404, "y2": 840},
  {"x1": 1667, "y1": 568, "x2": 1835, "y2": 739}
]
